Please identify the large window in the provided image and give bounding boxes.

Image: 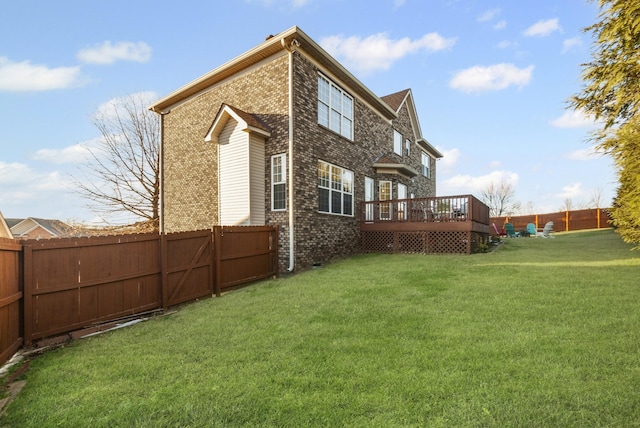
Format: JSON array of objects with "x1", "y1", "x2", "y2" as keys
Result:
[
  {"x1": 421, "y1": 152, "x2": 431, "y2": 178},
  {"x1": 318, "y1": 74, "x2": 353, "y2": 140},
  {"x1": 271, "y1": 154, "x2": 286, "y2": 210},
  {"x1": 318, "y1": 160, "x2": 354, "y2": 216},
  {"x1": 393, "y1": 130, "x2": 403, "y2": 155}
]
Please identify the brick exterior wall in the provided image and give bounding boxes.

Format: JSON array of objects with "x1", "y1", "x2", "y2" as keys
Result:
[{"x1": 161, "y1": 49, "x2": 436, "y2": 272}]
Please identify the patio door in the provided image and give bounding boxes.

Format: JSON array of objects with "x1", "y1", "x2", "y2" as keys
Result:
[
  {"x1": 379, "y1": 181, "x2": 392, "y2": 220},
  {"x1": 397, "y1": 183, "x2": 407, "y2": 220},
  {"x1": 364, "y1": 177, "x2": 374, "y2": 221}
]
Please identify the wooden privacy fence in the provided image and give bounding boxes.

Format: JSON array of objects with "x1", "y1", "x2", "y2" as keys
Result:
[
  {"x1": 0, "y1": 226, "x2": 278, "y2": 363},
  {"x1": 491, "y1": 208, "x2": 611, "y2": 234},
  {"x1": 0, "y1": 238, "x2": 22, "y2": 367}
]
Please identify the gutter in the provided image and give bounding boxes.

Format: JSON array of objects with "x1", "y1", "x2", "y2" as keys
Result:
[{"x1": 282, "y1": 37, "x2": 299, "y2": 272}]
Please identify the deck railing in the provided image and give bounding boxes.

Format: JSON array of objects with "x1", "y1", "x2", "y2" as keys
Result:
[{"x1": 361, "y1": 194, "x2": 490, "y2": 226}]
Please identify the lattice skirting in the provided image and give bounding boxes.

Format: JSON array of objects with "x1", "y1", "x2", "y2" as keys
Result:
[{"x1": 361, "y1": 230, "x2": 489, "y2": 255}]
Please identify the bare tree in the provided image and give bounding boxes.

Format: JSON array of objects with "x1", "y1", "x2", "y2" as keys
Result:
[
  {"x1": 587, "y1": 187, "x2": 604, "y2": 208},
  {"x1": 561, "y1": 198, "x2": 574, "y2": 212},
  {"x1": 74, "y1": 92, "x2": 159, "y2": 230},
  {"x1": 481, "y1": 180, "x2": 520, "y2": 217}
]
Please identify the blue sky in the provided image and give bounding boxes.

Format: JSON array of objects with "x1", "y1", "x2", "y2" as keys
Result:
[{"x1": 0, "y1": 0, "x2": 614, "y2": 223}]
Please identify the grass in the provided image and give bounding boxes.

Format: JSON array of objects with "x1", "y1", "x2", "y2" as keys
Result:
[{"x1": 2, "y1": 229, "x2": 640, "y2": 427}]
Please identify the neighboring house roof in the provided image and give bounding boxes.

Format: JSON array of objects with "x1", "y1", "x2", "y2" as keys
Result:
[
  {"x1": 0, "y1": 211, "x2": 12, "y2": 239},
  {"x1": 6, "y1": 217, "x2": 72, "y2": 238},
  {"x1": 150, "y1": 26, "x2": 397, "y2": 122}
]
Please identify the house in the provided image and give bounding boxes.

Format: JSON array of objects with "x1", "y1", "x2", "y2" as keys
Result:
[
  {"x1": 4, "y1": 217, "x2": 72, "y2": 239},
  {"x1": 0, "y1": 212, "x2": 12, "y2": 239},
  {"x1": 150, "y1": 26, "x2": 443, "y2": 272}
]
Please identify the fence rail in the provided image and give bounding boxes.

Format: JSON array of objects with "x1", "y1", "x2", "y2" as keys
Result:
[
  {"x1": 491, "y1": 208, "x2": 611, "y2": 234},
  {"x1": 0, "y1": 226, "x2": 278, "y2": 364}
]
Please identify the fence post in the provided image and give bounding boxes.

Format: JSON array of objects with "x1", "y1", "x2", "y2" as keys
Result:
[
  {"x1": 160, "y1": 234, "x2": 168, "y2": 311},
  {"x1": 213, "y1": 227, "x2": 222, "y2": 297},
  {"x1": 565, "y1": 211, "x2": 570, "y2": 232},
  {"x1": 22, "y1": 244, "x2": 33, "y2": 348},
  {"x1": 597, "y1": 209, "x2": 601, "y2": 229}
]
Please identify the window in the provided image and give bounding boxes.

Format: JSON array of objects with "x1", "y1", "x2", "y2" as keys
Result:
[
  {"x1": 393, "y1": 130, "x2": 403, "y2": 155},
  {"x1": 421, "y1": 152, "x2": 431, "y2": 178},
  {"x1": 271, "y1": 154, "x2": 286, "y2": 210},
  {"x1": 405, "y1": 139, "x2": 411, "y2": 157},
  {"x1": 318, "y1": 74, "x2": 353, "y2": 140},
  {"x1": 379, "y1": 180, "x2": 392, "y2": 220},
  {"x1": 318, "y1": 160, "x2": 354, "y2": 216}
]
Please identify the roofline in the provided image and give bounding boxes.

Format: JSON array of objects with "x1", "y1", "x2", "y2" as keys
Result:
[
  {"x1": 418, "y1": 139, "x2": 443, "y2": 158},
  {"x1": 149, "y1": 26, "x2": 396, "y2": 120}
]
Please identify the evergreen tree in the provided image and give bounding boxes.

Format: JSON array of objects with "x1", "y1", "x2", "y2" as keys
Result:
[{"x1": 571, "y1": 0, "x2": 640, "y2": 247}]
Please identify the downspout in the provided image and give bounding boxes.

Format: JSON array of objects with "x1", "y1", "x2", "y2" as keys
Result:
[
  {"x1": 282, "y1": 37, "x2": 300, "y2": 272},
  {"x1": 158, "y1": 112, "x2": 166, "y2": 234}
]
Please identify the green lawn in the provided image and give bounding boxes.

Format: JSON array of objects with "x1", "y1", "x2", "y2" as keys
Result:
[{"x1": 2, "y1": 229, "x2": 640, "y2": 427}]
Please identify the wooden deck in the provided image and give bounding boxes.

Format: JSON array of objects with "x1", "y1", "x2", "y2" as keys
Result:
[{"x1": 360, "y1": 195, "x2": 491, "y2": 254}]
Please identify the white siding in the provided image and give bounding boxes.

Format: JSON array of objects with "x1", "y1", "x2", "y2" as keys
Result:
[
  {"x1": 219, "y1": 119, "x2": 250, "y2": 225},
  {"x1": 249, "y1": 134, "x2": 265, "y2": 225}
]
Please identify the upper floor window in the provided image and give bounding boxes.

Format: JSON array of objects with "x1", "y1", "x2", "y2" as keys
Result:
[
  {"x1": 421, "y1": 152, "x2": 431, "y2": 178},
  {"x1": 405, "y1": 138, "x2": 411, "y2": 157},
  {"x1": 271, "y1": 154, "x2": 286, "y2": 211},
  {"x1": 318, "y1": 74, "x2": 353, "y2": 140},
  {"x1": 318, "y1": 160, "x2": 354, "y2": 216},
  {"x1": 393, "y1": 130, "x2": 403, "y2": 155}
]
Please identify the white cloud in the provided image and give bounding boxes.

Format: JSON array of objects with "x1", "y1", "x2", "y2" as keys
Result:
[
  {"x1": 493, "y1": 20, "x2": 507, "y2": 30},
  {"x1": 32, "y1": 140, "x2": 99, "y2": 164},
  {"x1": 562, "y1": 37, "x2": 582, "y2": 53},
  {"x1": 77, "y1": 41, "x2": 152, "y2": 65},
  {"x1": 556, "y1": 182, "x2": 583, "y2": 199},
  {"x1": 94, "y1": 91, "x2": 158, "y2": 122},
  {"x1": 477, "y1": 8, "x2": 500, "y2": 22},
  {"x1": 523, "y1": 18, "x2": 561, "y2": 37},
  {"x1": 550, "y1": 109, "x2": 596, "y2": 128},
  {"x1": 441, "y1": 170, "x2": 519, "y2": 194},
  {"x1": 497, "y1": 40, "x2": 516, "y2": 49},
  {"x1": 0, "y1": 57, "x2": 82, "y2": 91},
  {"x1": 320, "y1": 32, "x2": 456, "y2": 74},
  {"x1": 450, "y1": 63, "x2": 534, "y2": 93},
  {"x1": 0, "y1": 161, "x2": 35, "y2": 184},
  {"x1": 565, "y1": 147, "x2": 604, "y2": 161},
  {"x1": 436, "y1": 147, "x2": 461, "y2": 171}
]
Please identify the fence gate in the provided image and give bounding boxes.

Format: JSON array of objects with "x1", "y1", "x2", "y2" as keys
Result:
[{"x1": 162, "y1": 230, "x2": 215, "y2": 309}]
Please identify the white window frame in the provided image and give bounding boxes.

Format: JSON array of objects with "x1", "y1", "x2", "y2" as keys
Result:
[
  {"x1": 318, "y1": 160, "x2": 354, "y2": 216},
  {"x1": 271, "y1": 154, "x2": 287, "y2": 211},
  {"x1": 393, "y1": 130, "x2": 403, "y2": 156},
  {"x1": 421, "y1": 152, "x2": 431, "y2": 178},
  {"x1": 405, "y1": 138, "x2": 411, "y2": 157},
  {"x1": 318, "y1": 74, "x2": 353, "y2": 140}
]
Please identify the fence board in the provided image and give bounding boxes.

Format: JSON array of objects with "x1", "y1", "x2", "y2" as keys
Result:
[
  {"x1": 0, "y1": 238, "x2": 22, "y2": 366},
  {"x1": 22, "y1": 234, "x2": 162, "y2": 345}
]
